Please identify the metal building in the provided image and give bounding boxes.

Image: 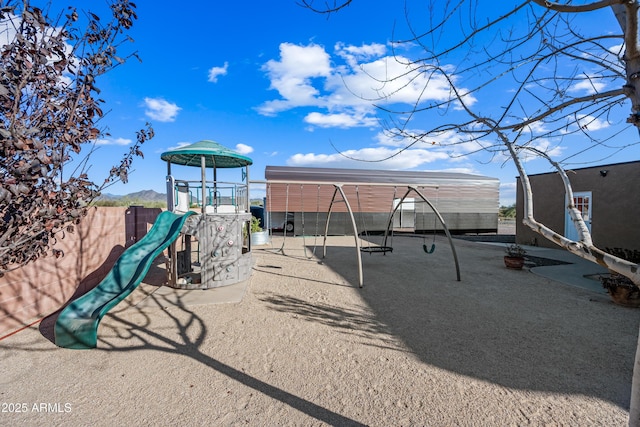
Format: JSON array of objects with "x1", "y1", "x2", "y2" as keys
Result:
[{"x1": 265, "y1": 166, "x2": 499, "y2": 235}]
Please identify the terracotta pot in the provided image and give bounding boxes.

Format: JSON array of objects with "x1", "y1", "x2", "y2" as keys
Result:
[
  {"x1": 504, "y1": 256, "x2": 525, "y2": 269},
  {"x1": 605, "y1": 285, "x2": 640, "y2": 308},
  {"x1": 602, "y1": 274, "x2": 640, "y2": 308}
]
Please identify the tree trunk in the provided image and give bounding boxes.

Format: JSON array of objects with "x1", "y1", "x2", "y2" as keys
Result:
[{"x1": 611, "y1": 4, "x2": 640, "y2": 425}]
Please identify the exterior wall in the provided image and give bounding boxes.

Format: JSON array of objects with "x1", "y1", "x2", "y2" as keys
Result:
[
  {"x1": 265, "y1": 166, "x2": 499, "y2": 235},
  {"x1": 290, "y1": 212, "x2": 499, "y2": 236},
  {"x1": 125, "y1": 205, "x2": 163, "y2": 247},
  {"x1": 0, "y1": 206, "x2": 161, "y2": 338},
  {"x1": 516, "y1": 161, "x2": 640, "y2": 250}
]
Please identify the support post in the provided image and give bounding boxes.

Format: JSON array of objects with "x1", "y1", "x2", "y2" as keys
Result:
[
  {"x1": 201, "y1": 155, "x2": 206, "y2": 215},
  {"x1": 387, "y1": 186, "x2": 461, "y2": 281},
  {"x1": 324, "y1": 184, "x2": 364, "y2": 287}
]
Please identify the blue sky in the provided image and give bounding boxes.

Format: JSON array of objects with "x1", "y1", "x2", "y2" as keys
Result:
[{"x1": 12, "y1": 1, "x2": 640, "y2": 205}]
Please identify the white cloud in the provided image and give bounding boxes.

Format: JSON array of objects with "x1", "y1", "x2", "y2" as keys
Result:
[
  {"x1": 0, "y1": 13, "x2": 19, "y2": 46},
  {"x1": 208, "y1": 62, "x2": 229, "y2": 83},
  {"x1": 518, "y1": 119, "x2": 548, "y2": 135},
  {"x1": 1, "y1": 12, "x2": 72, "y2": 59},
  {"x1": 335, "y1": 42, "x2": 387, "y2": 67},
  {"x1": 335, "y1": 56, "x2": 465, "y2": 106},
  {"x1": 257, "y1": 42, "x2": 474, "y2": 129},
  {"x1": 609, "y1": 43, "x2": 625, "y2": 57},
  {"x1": 335, "y1": 42, "x2": 387, "y2": 59},
  {"x1": 568, "y1": 76, "x2": 606, "y2": 94},
  {"x1": 163, "y1": 141, "x2": 191, "y2": 152},
  {"x1": 95, "y1": 137, "x2": 131, "y2": 146},
  {"x1": 304, "y1": 111, "x2": 378, "y2": 128},
  {"x1": 431, "y1": 166, "x2": 480, "y2": 175},
  {"x1": 284, "y1": 125, "x2": 512, "y2": 175},
  {"x1": 522, "y1": 139, "x2": 565, "y2": 160},
  {"x1": 374, "y1": 129, "x2": 459, "y2": 148},
  {"x1": 258, "y1": 42, "x2": 332, "y2": 116},
  {"x1": 1, "y1": 11, "x2": 74, "y2": 88},
  {"x1": 500, "y1": 181, "x2": 517, "y2": 206},
  {"x1": 575, "y1": 114, "x2": 609, "y2": 131},
  {"x1": 288, "y1": 146, "x2": 449, "y2": 169},
  {"x1": 144, "y1": 97, "x2": 181, "y2": 122},
  {"x1": 372, "y1": 128, "x2": 497, "y2": 162},
  {"x1": 235, "y1": 143, "x2": 253, "y2": 154}
]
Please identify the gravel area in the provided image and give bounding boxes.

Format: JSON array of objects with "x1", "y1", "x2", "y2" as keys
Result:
[{"x1": 0, "y1": 235, "x2": 637, "y2": 426}]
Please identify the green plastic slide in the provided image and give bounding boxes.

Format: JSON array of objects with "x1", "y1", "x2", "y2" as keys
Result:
[{"x1": 54, "y1": 210, "x2": 195, "y2": 349}]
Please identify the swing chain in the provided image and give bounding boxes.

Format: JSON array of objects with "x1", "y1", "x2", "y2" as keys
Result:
[{"x1": 423, "y1": 185, "x2": 438, "y2": 254}]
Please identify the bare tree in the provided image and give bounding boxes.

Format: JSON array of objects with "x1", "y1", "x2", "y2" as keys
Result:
[
  {"x1": 302, "y1": 0, "x2": 640, "y2": 423},
  {"x1": 302, "y1": 0, "x2": 638, "y2": 280},
  {"x1": 0, "y1": 0, "x2": 153, "y2": 275}
]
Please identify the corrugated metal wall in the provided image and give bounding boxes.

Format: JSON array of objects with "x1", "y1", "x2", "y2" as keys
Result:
[
  {"x1": 264, "y1": 166, "x2": 499, "y2": 234},
  {"x1": 265, "y1": 166, "x2": 499, "y2": 216},
  {"x1": 266, "y1": 183, "x2": 401, "y2": 214}
]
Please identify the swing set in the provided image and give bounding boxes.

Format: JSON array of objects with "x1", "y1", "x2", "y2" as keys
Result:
[
  {"x1": 264, "y1": 180, "x2": 461, "y2": 288},
  {"x1": 266, "y1": 183, "x2": 322, "y2": 260}
]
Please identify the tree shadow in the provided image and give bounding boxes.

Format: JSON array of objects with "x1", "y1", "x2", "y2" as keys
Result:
[
  {"x1": 252, "y1": 262, "x2": 353, "y2": 289},
  {"x1": 312, "y1": 236, "x2": 639, "y2": 410},
  {"x1": 9, "y1": 278, "x2": 366, "y2": 426},
  {"x1": 97, "y1": 293, "x2": 365, "y2": 426},
  {"x1": 5, "y1": 235, "x2": 366, "y2": 425},
  {"x1": 33, "y1": 207, "x2": 165, "y2": 343},
  {"x1": 0, "y1": 209, "x2": 131, "y2": 341},
  {"x1": 258, "y1": 293, "x2": 406, "y2": 353}
]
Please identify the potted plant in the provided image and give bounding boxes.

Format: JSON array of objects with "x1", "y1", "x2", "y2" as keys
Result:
[
  {"x1": 504, "y1": 244, "x2": 526, "y2": 269},
  {"x1": 601, "y1": 273, "x2": 640, "y2": 308},
  {"x1": 250, "y1": 215, "x2": 269, "y2": 246},
  {"x1": 600, "y1": 247, "x2": 640, "y2": 307}
]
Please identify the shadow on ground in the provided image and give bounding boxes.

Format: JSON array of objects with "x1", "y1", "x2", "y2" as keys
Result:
[
  {"x1": 306, "y1": 235, "x2": 639, "y2": 410},
  {"x1": 31, "y1": 254, "x2": 365, "y2": 427}
]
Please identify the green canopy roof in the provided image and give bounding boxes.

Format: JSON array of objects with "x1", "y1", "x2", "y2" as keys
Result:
[{"x1": 160, "y1": 140, "x2": 253, "y2": 168}]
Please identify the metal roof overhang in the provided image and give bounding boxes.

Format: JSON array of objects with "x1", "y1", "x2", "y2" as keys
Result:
[{"x1": 264, "y1": 165, "x2": 498, "y2": 185}]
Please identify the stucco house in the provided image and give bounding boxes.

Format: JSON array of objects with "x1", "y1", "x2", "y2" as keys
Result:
[{"x1": 515, "y1": 160, "x2": 640, "y2": 251}]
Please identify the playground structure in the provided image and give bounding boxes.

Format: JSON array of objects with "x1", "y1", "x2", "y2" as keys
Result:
[
  {"x1": 54, "y1": 140, "x2": 253, "y2": 349},
  {"x1": 264, "y1": 178, "x2": 462, "y2": 288},
  {"x1": 162, "y1": 140, "x2": 254, "y2": 289},
  {"x1": 262, "y1": 166, "x2": 502, "y2": 287},
  {"x1": 54, "y1": 210, "x2": 196, "y2": 349},
  {"x1": 53, "y1": 151, "x2": 477, "y2": 348}
]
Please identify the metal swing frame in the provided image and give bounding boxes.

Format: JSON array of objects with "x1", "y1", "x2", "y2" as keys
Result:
[
  {"x1": 355, "y1": 185, "x2": 394, "y2": 255},
  {"x1": 381, "y1": 186, "x2": 460, "y2": 280},
  {"x1": 324, "y1": 184, "x2": 461, "y2": 287},
  {"x1": 262, "y1": 179, "x2": 461, "y2": 288}
]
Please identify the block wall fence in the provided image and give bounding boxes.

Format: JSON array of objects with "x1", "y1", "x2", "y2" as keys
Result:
[{"x1": 0, "y1": 206, "x2": 161, "y2": 339}]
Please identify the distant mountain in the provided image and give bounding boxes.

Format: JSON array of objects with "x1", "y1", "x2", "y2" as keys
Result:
[
  {"x1": 96, "y1": 189, "x2": 166, "y2": 203},
  {"x1": 126, "y1": 190, "x2": 167, "y2": 202}
]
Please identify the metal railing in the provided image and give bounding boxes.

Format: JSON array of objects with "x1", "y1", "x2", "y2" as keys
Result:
[{"x1": 166, "y1": 176, "x2": 248, "y2": 213}]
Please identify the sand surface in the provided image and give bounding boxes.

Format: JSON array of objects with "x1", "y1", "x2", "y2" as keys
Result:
[{"x1": 1, "y1": 235, "x2": 639, "y2": 426}]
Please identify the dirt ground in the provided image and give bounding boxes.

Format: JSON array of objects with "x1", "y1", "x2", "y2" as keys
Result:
[{"x1": 1, "y1": 234, "x2": 638, "y2": 426}]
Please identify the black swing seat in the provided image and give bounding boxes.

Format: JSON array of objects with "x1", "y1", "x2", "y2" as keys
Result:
[{"x1": 360, "y1": 246, "x2": 393, "y2": 254}]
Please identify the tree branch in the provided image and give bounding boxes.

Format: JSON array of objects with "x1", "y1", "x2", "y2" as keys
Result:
[
  {"x1": 508, "y1": 88, "x2": 626, "y2": 131},
  {"x1": 531, "y1": 0, "x2": 626, "y2": 13},
  {"x1": 297, "y1": 0, "x2": 352, "y2": 14}
]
